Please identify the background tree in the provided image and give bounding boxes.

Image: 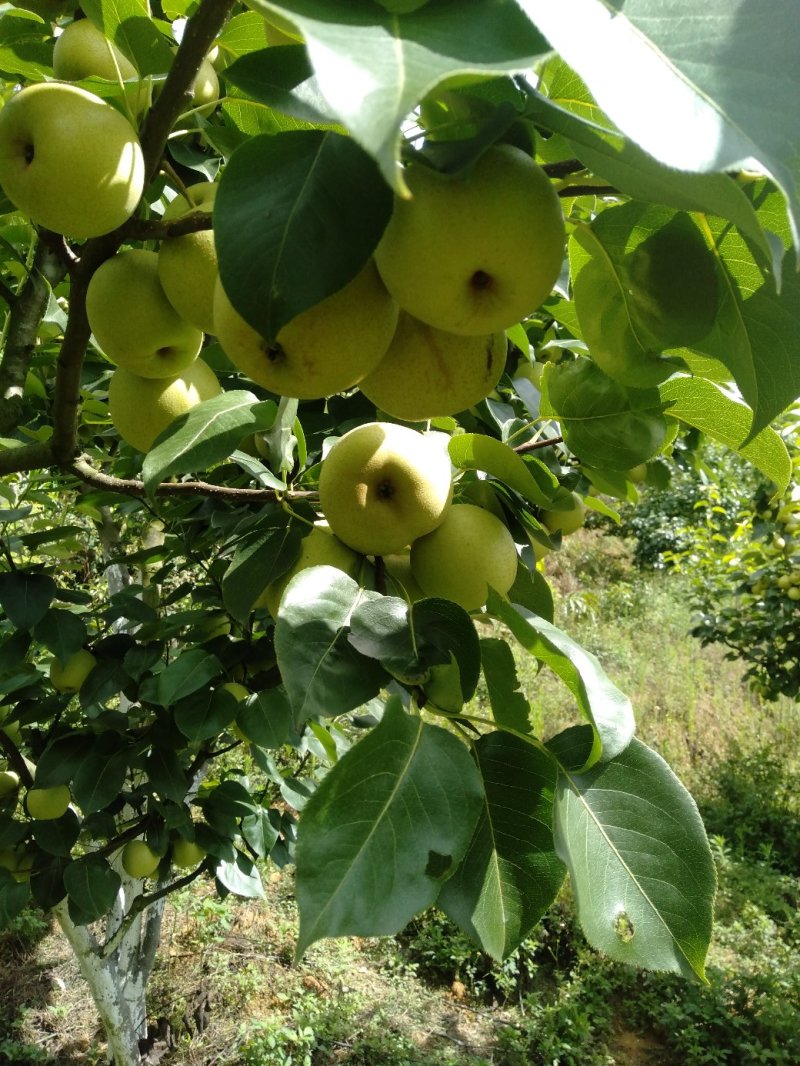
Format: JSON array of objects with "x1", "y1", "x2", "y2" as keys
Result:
[{"x1": 0, "y1": 1, "x2": 797, "y2": 1063}]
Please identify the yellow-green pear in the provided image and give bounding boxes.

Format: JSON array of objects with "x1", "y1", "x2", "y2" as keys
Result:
[
  {"x1": 158, "y1": 183, "x2": 218, "y2": 334},
  {"x1": 108, "y1": 359, "x2": 222, "y2": 453},
  {"x1": 0, "y1": 83, "x2": 144, "y2": 238},
  {"x1": 212, "y1": 261, "x2": 398, "y2": 399},
  {"x1": 172, "y1": 837, "x2": 206, "y2": 869},
  {"x1": 190, "y1": 58, "x2": 220, "y2": 115},
  {"x1": 121, "y1": 839, "x2": 160, "y2": 878},
  {"x1": 255, "y1": 523, "x2": 362, "y2": 617},
  {"x1": 53, "y1": 18, "x2": 137, "y2": 82},
  {"x1": 375, "y1": 144, "x2": 564, "y2": 336},
  {"x1": 627, "y1": 463, "x2": 648, "y2": 484},
  {"x1": 318, "y1": 421, "x2": 452, "y2": 556},
  {"x1": 26, "y1": 784, "x2": 71, "y2": 820},
  {"x1": 359, "y1": 312, "x2": 507, "y2": 421},
  {"x1": 219, "y1": 681, "x2": 250, "y2": 702},
  {"x1": 49, "y1": 648, "x2": 97, "y2": 693},
  {"x1": 0, "y1": 844, "x2": 35, "y2": 881},
  {"x1": 410, "y1": 503, "x2": 518, "y2": 612},
  {"x1": 0, "y1": 769, "x2": 20, "y2": 798},
  {"x1": 87, "y1": 249, "x2": 204, "y2": 377},
  {"x1": 540, "y1": 492, "x2": 586, "y2": 536}
]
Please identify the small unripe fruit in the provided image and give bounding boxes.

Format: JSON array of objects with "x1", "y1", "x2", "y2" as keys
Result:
[
  {"x1": 172, "y1": 837, "x2": 206, "y2": 870},
  {"x1": 122, "y1": 839, "x2": 160, "y2": 879}
]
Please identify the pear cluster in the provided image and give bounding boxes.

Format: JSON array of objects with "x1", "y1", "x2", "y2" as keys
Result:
[{"x1": 260, "y1": 422, "x2": 520, "y2": 616}]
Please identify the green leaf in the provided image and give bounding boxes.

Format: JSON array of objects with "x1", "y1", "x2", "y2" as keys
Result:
[
  {"x1": 32, "y1": 609, "x2": 87, "y2": 666},
  {"x1": 274, "y1": 566, "x2": 389, "y2": 724},
  {"x1": 174, "y1": 687, "x2": 239, "y2": 743},
  {"x1": 221, "y1": 518, "x2": 303, "y2": 623},
  {"x1": 552, "y1": 737, "x2": 715, "y2": 980},
  {"x1": 0, "y1": 868, "x2": 30, "y2": 930},
  {"x1": 448, "y1": 434, "x2": 558, "y2": 508},
  {"x1": 215, "y1": 850, "x2": 265, "y2": 899},
  {"x1": 236, "y1": 688, "x2": 293, "y2": 749},
  {"x1": 692, "y1": 223, "x2": 800, "y2": 435},
  {"x1": 82, "y1": 0, "x2": 175, "y2": 76},
  {"x1": 0, "y1": 571, "x2": 56, "y2": 630},
  {"x1": 32, "y1": 810, "x2": 81, "y2": 857},
  {"x1": 519, "y1": 0, "x2": 800, "y2": 247},
  {"x1": 479, "y1": 637, "x2": 532, "y2": 735},
  {"x1": 251, "y1": 0, "x2": 549, "y2": 189},
  {"x1": 241, "y1": 807, "x2": 280, "y2": 858},
  {"x1": 658, "y1": 377, "x2": 791, "y2": 496},
  {"x1": 488, "y1": 592, "x2": 634, "y2": 770},
  {"x1": 215, "y1": 130, "x2": 392, "y2": 341},
  {"x1": 223, "y1": 45, "x2": 335, "y2": 125},
  {"x1": 570, "y1": 205, "x2": 718, "y2": 388},
  {"x1": 217, "y1": 10, "x2": 269, "y2": 61},
  {"x1": 142, "y1": 394, "x2": 276, "y2": 494},
  {"x1": 64, "y1": 854, "x2": 121, "y2": 925},
  {"x1": 143, "y1": 747, "x2": 188, "y2": 805},
  {"x1": 507, "y1": 560, "x2": 554, "y2": 622},
  {"x1": 295, "y1": 697, "x2": 483, "y2": 954},
  {"x1": 527, "y1": 65, "x2": 775, "y2": 273},
  {"x1": 412, "y1": 598, "x2": 481, "y2": 702},
  {"x1": 156, "y1": 649, "x2": 224, "y2": 707},
  {"x1": 71, "y1": 735, "x2": 129, "y2": 815},
  {"x1": 34, "y1": 734, "x2": 94, "y2": 789},
  {"x1": 541, "y1": 359, "x2": 668, "y2": 470},
  {"x1": 439, "y1": 732, "x2": 565, "y2": 960}
]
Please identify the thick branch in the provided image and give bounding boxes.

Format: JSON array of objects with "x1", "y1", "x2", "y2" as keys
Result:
[
  {"x1": 119, "y1": 212, "x2": 213, "y2": 241},
  {"x1": 0, "y1": 440, "x2": 55, "y2": 475},
  {"x1": 69, "y1": 456, "x2": 317, "y2": 502},
  {"x1": 138, "y1": 0, "x2": 237, "y2": 184},
  {"x1": 0, "y1": 729, "x2": 34, "y2": 788},
  {"x1": 0, "y1": 240, "x2": 68, "y2": 435},
  {"x1": 100, "y1": 866, "x2": 204, "y2": 959},
  {"x1": 542, "y1": 158, "x2": 585, "y2": 179}
]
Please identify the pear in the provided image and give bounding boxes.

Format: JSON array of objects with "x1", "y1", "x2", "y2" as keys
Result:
[
  {"x1": 255, "y1": 523, "x2": 363, "y2": 617},
  {"x1": 158, "y1": 182, "x2": 218, "y2": 334},
  {"x1": 49, "y1": 648, "x2": 97, "y2": 693},
  {"x1": 53, "y1": 19, "x2": 138, "y2": 82},
  {"x1": 359, "y1": 312, "x2": 507, "y2": 420},
  {"x1": 88, "y1": 249, "x2": 204, "y2": 377},
  {"x1": 190, "y1": 58, "x2": 219, "y2": 116},
  {"x1": 172, "y1": 837, "x2": 206, "y2": 869},
  {"x1": 108, "y1": 359, "x2": 222, "y2": 452},
  {"x1": 0, "y1": 83, "x2": 144, "y2": 238},
  {"x1": 375, "y1": 144, "x2": 565, "y2": 336},
  {"x1": 212, "y1": 261, "x2": 398, "y2": 399},
  {"x1": 121, "y1": 839, "x2": 160, "y2": 878},
  {"x1": 318, "y1": 421, "x2": 452, "y2": 556},
  {"x1": 540, "y1": 492, "x2": 587, "y2": 536},
  {"x1": 26, "y1": 784, "x2": 71, "y2": 820},
  {"x1": 383, "y1": 551, "x2": 425, "y2": 603},
  {"x1": 410, "y1": 503, "x2": 518, "y2": 612}
]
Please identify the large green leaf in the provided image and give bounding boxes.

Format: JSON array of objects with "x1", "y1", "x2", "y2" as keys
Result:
[
  {"x1": 448, "y1": 434, "x2": 558, "y2": 508},
  {"x1": 142, "y1": 394, "x2": 276, "y2": 494},
  {"x1": 274, "y1": 566, "x2": 388, "y2": 723},
  {"x1": 479, "y1": 637, "x2": 532, "y2": 735},
  {"x1": 439, "y1": 732, "x2": 565, "y2": 960},
  {"x1": 659, "y1": 377, "x2": 791, "y2": 496},
  {"x1": 215, "y1": 130, "x2": 392, "y2": 341},
  {"x1": 0, "y1": 571, "x2": 55, "y2": 631},
  {"x1": 71, "y1": 734, "x2": 130, "y2": 815},
  {"x1": 223, "y1": 45, "x2": 335, "y2": 125},
  {"x1": 570, "y1": 205, "x2": 718, "y2": 388},
  {"x1": 64, "y1": 854, "x2": 121, "y2": 926},
  {"x1": 32, "y1": 609, "x2": 87, "y2": 666},
  {"x1": 156, "y1": 649, "x2": 224, "y2": 707},
  {"x1": 250, "y1": 0, "x2": 549, "y2": 189},
  {"x1": 552, "y1": 737, "x2": 715, "y2": 980},
  {"x1": 519, "y1": 0, "x2": 800, "y2": 246},
  {"x1": 221, "y1": 518, "x2": 302, "y2": 623},
  {"x1": 82, "y1": 0, "x2": 174, "y2": 76},
  {"x1": 489, "y1": 592, "x2": 634, "y2": 769},
  {"x1": 540, "y1": 359, "x2": 668, "y2": 470},
  {"x1": 528, "y1": 62, "x2": 776, "y2": 273},
  {"x1": 295, "y1": 697, "x2": 483, "y2": 954},
  {"x1": 174, "y1": 687, "x2": 239, "y2": 743}
]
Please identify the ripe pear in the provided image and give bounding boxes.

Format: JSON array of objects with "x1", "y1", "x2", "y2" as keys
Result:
[
  {"x1": 318, "y1": 421, "x2": 452, "y2": 556},
  {"x1": 359, "y1": 312, "x2": 506, "y2": 420},
  {"x1": 540, "y1": 492, "x2": 587, "y2": 536},
  {"x1": 108, "y1": 359, "x2": 222, "y2": 452},
  {"x1": 121, "y1": 839, "x2": 160, "y2": 878},
  {"x1": 0, "y1": 83, "x2": 144, "y2": 238},
  {"x1": 87, "y1": 249, "x2": 204, "y2": 377},
  {"x1": 172, "y1": 837, "x2": 206, "y2": 869},
  {"x1": 410, "y1": 503, "x2": 518, "y2": 612},
  {"x1": 26, "y1": 784, "x2": 71, "y2": 820},
  {"x1": 255, "y1": 523, "x2": 362, "y2": 617},
  {"x1": 212, "y1": 261, "x2": 398, "y2": 399},
  {"x1": 158, "y1": 183, "x2": 218, "y2": 334},
  {"x1": 53, "y1": 18, "x2": 137, "y2": 82},
  {"x1": 375, "y1": 144, "x2": 565, "y2": 336},
  {"x1": 0, "y1": 769, "x2": 20, "y2": 799},
  {"x1": 49, "y1": 648, "x2": 97, "y2": 693}
]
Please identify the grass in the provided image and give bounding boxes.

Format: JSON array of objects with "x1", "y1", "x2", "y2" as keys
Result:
[{"x1": 2, "y1": 528, "x2": 799, "y2": 1065}]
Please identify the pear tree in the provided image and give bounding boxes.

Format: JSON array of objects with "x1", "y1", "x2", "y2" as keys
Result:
[{"x1": 0, "y1": 1, "x2": 797, "y2": 1064}]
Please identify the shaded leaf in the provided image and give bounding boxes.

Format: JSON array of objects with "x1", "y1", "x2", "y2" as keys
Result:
[
  {"x1": 0, "y1": 571, "x2": 56, "y2": 630},
  {"x1": 64, "y1": 854, "x2": 121, "y2": 925},
  {"x1": 479, "y1": 637, "x2": 531, "y2": 735},
  {"x1": 156, "y1": 649, "x2": 224, "y2": 708}
]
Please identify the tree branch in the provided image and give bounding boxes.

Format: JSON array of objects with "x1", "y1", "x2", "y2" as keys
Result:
[
  {"x1": 119, "y1": 212, "x2": 213, "y2": 241},
  {"x1": 542, "y1": 158, "x2": 585, "y2": 179},
  {"x1": 138, "y1": 0, "x2": 237, "y2": 185},
  {"x1": 0, "y1": 240, "x2": 68, "y2": 436},
  {"x1": 0, "y1": 729, "x2": 34, "y2": 788},
  {"x1": 557, "y1": 184, "x2": 619, "y2": 199},
  {"x1": 514, "y1": 435, "x2": 563, "y2": 454},
  {"x1": 0, "y1": 440, "x2": 55, "y2": 475},
  {"x1": 69, "y1": 456, "x2": 317, "y2": 502},
  {"x1": 99, "y1": 866, "x2": 205, "y2": 959}
]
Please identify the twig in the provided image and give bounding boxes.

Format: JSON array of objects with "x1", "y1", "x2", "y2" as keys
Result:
[
  {"x1": 0, "y1": 729, "x2": 34, "y2": 788},
  {"x1": 558, "y1": 184, "x2": 619, "y2": 198},
  {"x1": 69, "y1": 456, "x2": 317, "y2": 502},
  {"x1": 542, "y1": 158, "x2": 585, "y2": 179},
  {"x1": 514, "y1": 435, "x2": 563, "y2": 453}
]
